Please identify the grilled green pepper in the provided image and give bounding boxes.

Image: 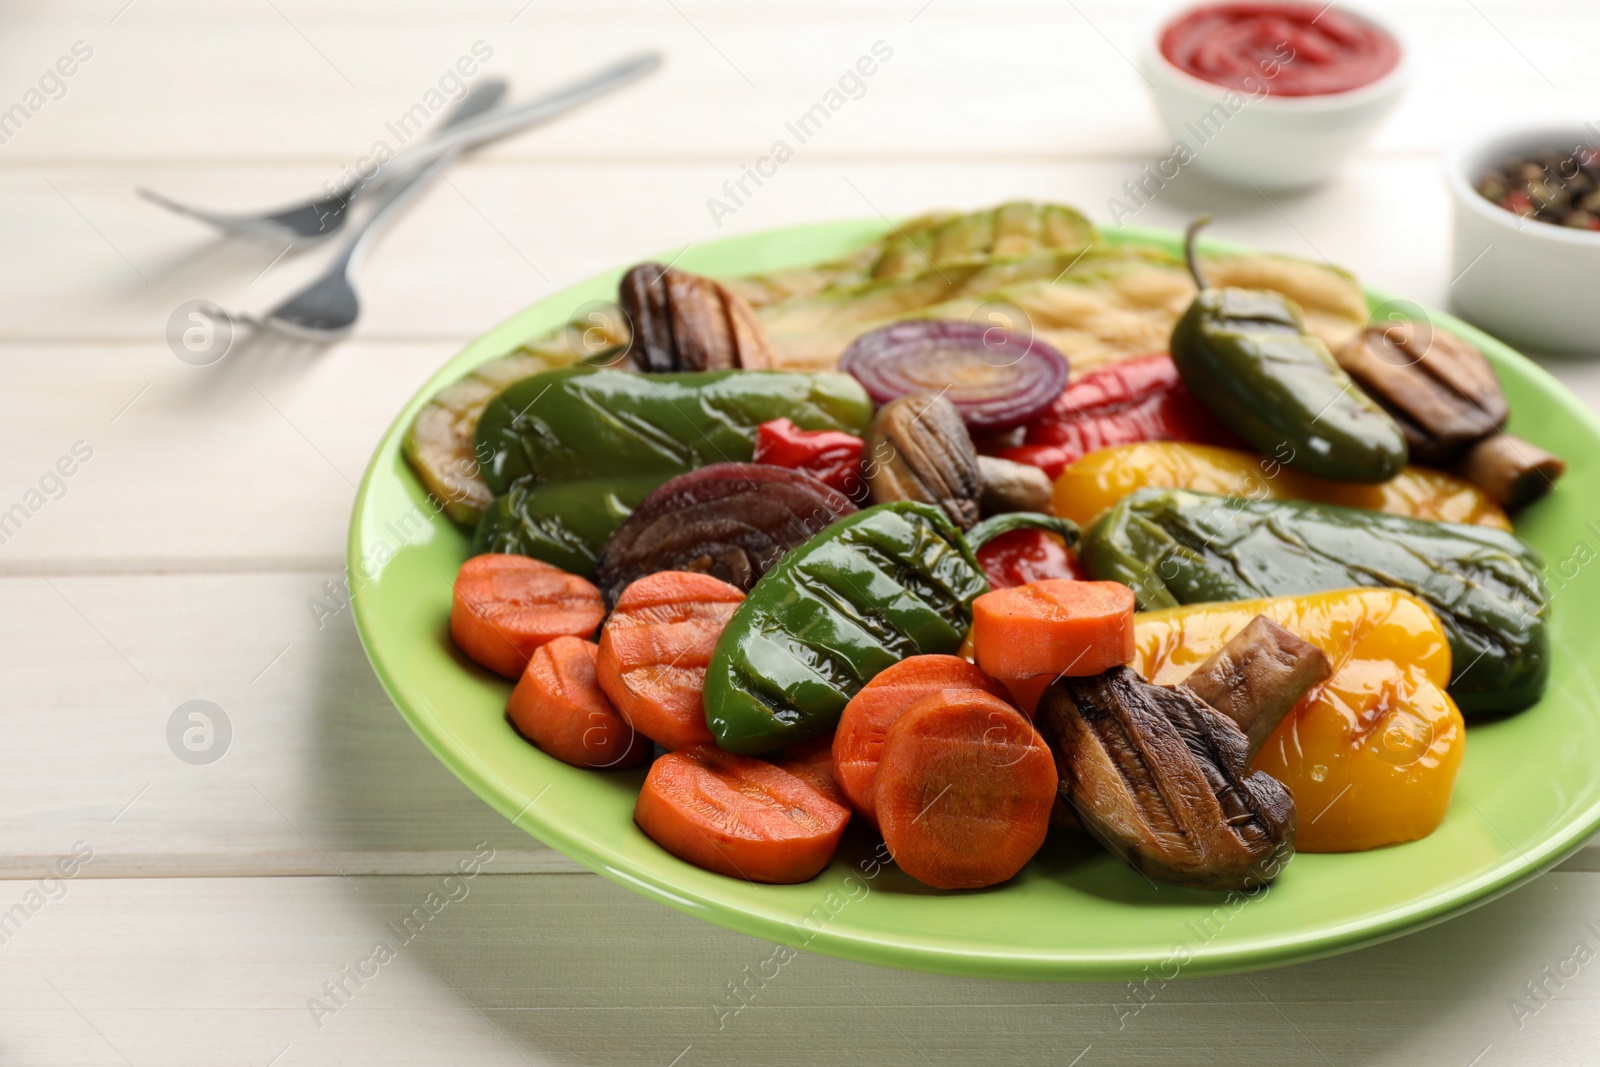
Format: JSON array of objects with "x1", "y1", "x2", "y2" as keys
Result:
[
  {"x1": 473, "y1": 476, "x2": 662, "y2": 578},
  {"x1": 476, "y1": 366, "x2": 873, "y2": 494},
  {"x1": 1170, "y1": 218, "x2": 1406, "y2": 484},
  {"x1": 705, "y1": 503, "x2": 1067, "y2": 754},
  {"x1": 1081, "y1": 488, "x2": 1549, "y2": 715}
]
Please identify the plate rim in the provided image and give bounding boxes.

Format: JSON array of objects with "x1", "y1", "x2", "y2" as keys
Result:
[{"x1": 349, "y1": 217, "x2": 1600, "y2": 981}]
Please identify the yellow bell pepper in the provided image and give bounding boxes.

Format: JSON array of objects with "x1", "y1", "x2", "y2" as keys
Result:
[
  {"x1": 1052, "y1": 442, "x2": 1511, "y2": 529},
  {"x1": 1131, "y1": 588, "x2": 1465, "y2": 853}
]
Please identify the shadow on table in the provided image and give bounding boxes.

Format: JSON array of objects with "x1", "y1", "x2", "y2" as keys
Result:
[{"x1": 301, "y1": 622, "x2": 1562, "y2": 1067}]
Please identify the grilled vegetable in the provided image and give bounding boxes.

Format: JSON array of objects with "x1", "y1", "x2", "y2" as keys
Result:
[
  {"x1": 831, "y1": 654, "x2": 1009, "y2": 824},
  {"x1": 1170, "y1": 218, "x2": 1406, "y2": 483},
  {"x1": 1131, "y1": 590, "x2": 1464, "y2": 852},
  {"x1": 1000, "y1": 352, "x2": 1237, "y2": 479},
  {"x1": 634, "y1": 745, "x2": 850, "y2": 884},
  {"x1": 1179, "y1": 616, "x2": 1331, "y2": 760},
  {"x1": 703, "y1": 502, "x2": 992, "y2": 754},
  {"x1": 596, "y1": 571, "x2": 744, "y2": 751},
  {"x1": 723, "y1": 201, "x2": 1100, "y2": 306},
  {"x1": 1050, "y1": 442, "x2": 1511, "y2": 529},
  {"x1": 752, "y1": 418, "x2": 868, "y2": 501},
  {"x1": 1082, "y1": 488, "x2": 1550, "y2": 715},
  {"x1": 975, "y1": 527, "x2": 1085, "y2": 589},
  {"x1": 476, "y1": 366, "x2": 873, "y2": 496},
  {"x1": 977, "y1": 455, "x2": 1054, "y2": 515},
  {"x1": 450, "y1": 554, "x2": 605, "y2": 680},
  {"x1": 865, "y1": 393, "x2": 983, "y2": 529},
  {"x1": 875, "y1": 691, "x2": 1056, "y2": 890},
  {"x1": 594, "y1": 462, "x2": 855, "y2": 607},
  {"x1": 1454, "y1": 433, "x2": 1567, "y2": 510},
  {"x1": 403, "y1": 351, "x2": 571, "y2": 524},
  {"x1": 1334, "y1": 321, "x2": 1505, "y2": 463},
  {"x1": 507, "y1": 637, "x2": 651, "y2": 770},
  {"x1": 1036, "y1": 666, "x2": 1296, "y2": 890},
  {"x1": 970, "y1": 580, "x2": 1136, "y2": 682},
  {"x1": 473, "y1": 476, "x2": 661, "y2": 579},
  {"x1": 753, "y1": 240, "x2": 1370, "y2": 378},
  {"x1": 619, "y1": 263, "x2": 774, "y2": 372},
  {"x1": 840, "y1": 320, "x2": 1069, "y2": 431}
]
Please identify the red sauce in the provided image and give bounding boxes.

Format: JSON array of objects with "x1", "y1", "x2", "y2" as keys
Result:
[{"x1": 1160, "y1": 2, "x2": 1400, "y2": 97}]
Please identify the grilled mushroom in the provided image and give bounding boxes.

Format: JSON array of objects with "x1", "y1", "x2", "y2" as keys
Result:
[
  {"x1": 1180, "y1": 616, "x2": 1331, "y2": 760},
  {"x1": 1336, "y1": 321, "x2": 1564, "y2": 507},
  {"x1": 865, "y1": 393, "x2": 983, "y2": 529},
  {"x1": 977, "y1": 455, "x2": 1054, "y2": 516},
  {"x1": 1453, "y1": 432, "x2": 1567, "y2": 510},
  {"x1": 619, "y1": 263, "x2": 775, "y2": 372},
  {"x1": 1335, "y1": 321, "x2": 1506, "y2": 463},
  {"x1": 1036, "y1": 667, "x2": 1295, "y2": 890}
]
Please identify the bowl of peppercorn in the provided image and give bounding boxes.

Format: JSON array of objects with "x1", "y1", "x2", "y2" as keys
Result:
[{"x1": 1448, "y1": 124, "x2": 1600, "y2": 354}]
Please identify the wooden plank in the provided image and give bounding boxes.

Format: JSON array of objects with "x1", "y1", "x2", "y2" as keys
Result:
[
  {"x1": 0, "y1": 571, "x2": 554, "y2": 876},
  {"x1": 1, "y1": 158, "x2": 1474, "y2": 345},
  {"x1": 2, "y1": 871, "x2": 1600, "y2": 1065},
  {"x1": 0, "y1": 1, "x2": 1587, "y2": 166}
]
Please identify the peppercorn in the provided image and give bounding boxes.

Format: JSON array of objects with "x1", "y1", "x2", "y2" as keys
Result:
[{"x1": 1481, "y1": 147, "x2": 1600, "y2": 230}]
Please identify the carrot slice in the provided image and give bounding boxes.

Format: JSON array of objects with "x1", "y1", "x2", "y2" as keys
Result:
[
  {"x1": 596, "y1": 571, "x2": 744, "y2": 750},
  {"x1": 506, "y1": 637, "x2": 652, "y2": 770},
  {"x1": 775, "y1": 735, "x2": 846, "y2": 807},
  {"x1": 831, "y1": 655, "x2": 1009, "y2": 824},
  {"x1": 1003, "y1": 674, "x2": 1053, "y2": 718},
  {"x1": 873, "y1": 691, "x2": 1056, "y2": 890},
  {"x1": 971, "y1": 579, "x2": 1135, "y2": 681},
  {"x1": 634, "y1": 745, "x2": 850, "y2": 883},
  {"x1": 451, "y1": 553, "x2": 605, "y2": 679}
]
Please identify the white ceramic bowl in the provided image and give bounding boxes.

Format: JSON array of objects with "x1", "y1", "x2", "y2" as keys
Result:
[
  {"x1": 1447, "y1": 125, "x2": 1600, "y2": 355},
  {"x1": 1139, "y1": 1, "x2": 1409, "y2": 191}
]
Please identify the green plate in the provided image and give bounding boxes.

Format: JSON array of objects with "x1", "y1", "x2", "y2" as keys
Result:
[{"x1": 350, "y1": 219, "x2": 1600, "y2": 981}]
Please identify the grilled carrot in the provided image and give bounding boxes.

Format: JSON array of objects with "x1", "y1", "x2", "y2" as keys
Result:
[
  {"x1": 634, "y1": 745, "x2": 850, "y2": 883},
  {"x1": 450, "y1": 553, "x2": 605, "y2": 679},
  {"x1": 873, "y1": 691, "x2": 1056, "y2": 890},
  {"x1": 595, "y1": 571, "x2": 744, "y2": 750},
  {"x1": 506, "y1": 637, "x2": 652, "y2": 769},
  {"x1": 970, "y1": 579, "x2": 1135, "y2": 681},
  {"x1": 775, "y1": 734, "x2": 846, "y2": 807},
  {"x1": 831, "y1": 654, "x2": 1009, "y2": 823}
]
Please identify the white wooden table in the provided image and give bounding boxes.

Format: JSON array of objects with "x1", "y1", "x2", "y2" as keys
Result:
[{"x1": 5, "y1": 1, "x2": 1599, "y2": 1063}]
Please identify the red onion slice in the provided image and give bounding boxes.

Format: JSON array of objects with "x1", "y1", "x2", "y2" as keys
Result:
[{"x1": 839, "y1": 321, "x2": 1070, "y2": 431}]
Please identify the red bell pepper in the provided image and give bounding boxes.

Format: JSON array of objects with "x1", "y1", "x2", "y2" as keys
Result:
[
  {"x1": 753, "y1": 418, "x2": 867, "y2": 501},
  {"x1": 975, "y1": 528, "x2": 1087, "y2": 589},
  {"x1": 999, "y1": 353, "x2": 1237, "y2": 480}
]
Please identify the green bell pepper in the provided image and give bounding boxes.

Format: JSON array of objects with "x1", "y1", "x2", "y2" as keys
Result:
[
  {"x1": 475, "y1": 366, "x2": 874, "y2": 495},
  {"x1": 705, "y1": 502, "x2": 1003, "y2": 754},
  {"x1": 473, "y1": 476, "x2": 662, "y2": 578},
  {"x1": 1170, "y1": 218, "x2": 1407, "y2": 484},
  {"x1": 1081, "y1": 487, "x2": 1550, "y2": 716}
]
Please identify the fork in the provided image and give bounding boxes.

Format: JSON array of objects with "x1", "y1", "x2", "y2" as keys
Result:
[
  {"x1": 139, "y1": 52, "x2": 661, "y2": 246},
  {"x1": 256, "y1": 126, "x2": 475, "y2": 340}
]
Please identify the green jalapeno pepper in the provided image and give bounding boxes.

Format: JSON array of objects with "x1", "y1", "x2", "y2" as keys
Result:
[
  {"x1": 703, "y1": 504, "x2": 1075, "y2": 753},
  {"x1": 1170, "y1": 218, "x2": 1407, "y2": 484},
  {"x1": 475, "y1": 366, "x2": 874, "y2": 494},
  {"x1": 1080, "y1": 487, "x2": 1549, "y2": 716}
]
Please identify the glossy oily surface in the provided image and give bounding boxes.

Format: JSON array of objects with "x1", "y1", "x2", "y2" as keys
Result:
[
  {"x1": 1051, "y1": 441, "x2": 1510, "y2": 529},
  {"x1": 352, "y1": 219, "x2": 1600, "y2": 980},
  {"x1": 1132, "y1": 590, "x2": 1464, "y2": 852}
]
